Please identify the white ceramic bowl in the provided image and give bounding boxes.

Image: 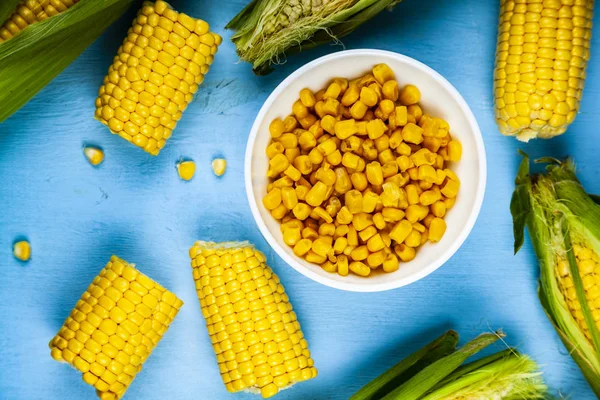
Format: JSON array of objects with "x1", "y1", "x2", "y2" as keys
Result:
[{"x1": 245, "y1": 49, "x2": 486, "y2": 292}]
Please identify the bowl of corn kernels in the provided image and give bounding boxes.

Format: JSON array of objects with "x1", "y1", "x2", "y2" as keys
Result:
[{"x1": 245, "y1": 49, "x2": 486, "y2": 292}]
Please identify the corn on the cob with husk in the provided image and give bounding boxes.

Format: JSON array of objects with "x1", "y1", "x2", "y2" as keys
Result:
[
  {"x1": 95, "y1": 1, "x2": 221, "y2": 155},
  {"x1": 493, "y1": 0, "x2": 594, "y2": 141},
  {"x1": 49, "y1": 255, "x2": 183, "y2": 400},
  {"x1": 512, "y1": 152, "x2": 600, "y2": 395},
  {"x1": 0, "y1": 0, "x2": 81, "y2": 42},
  {"x1": 351, "y1": 330, "x2": 546, "y2": 400},
  {"x1": 0, "y1": 0, "x2": 135, "y2": 123},
  {"x1": 227, "y1": 0, "x2": 402, "y2": 75},
  {"x1": 189, "y1": 241, "x2": 317, "y2": 399}
]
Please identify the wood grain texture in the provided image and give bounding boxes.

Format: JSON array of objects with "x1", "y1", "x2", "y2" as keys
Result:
[{"x1": 0, "y1": 0, "x2": 599, "y2": 399}]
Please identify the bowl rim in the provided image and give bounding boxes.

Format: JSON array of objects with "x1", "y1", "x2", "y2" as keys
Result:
[{"x1": 245, "y1": 49, "x2": 487, "y2": 292}]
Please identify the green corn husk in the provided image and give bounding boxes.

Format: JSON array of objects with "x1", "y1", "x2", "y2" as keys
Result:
[
  {"x1": 351, "y1": 330, "x2": 459, "y2": 400},
  {"x1": 512, "y1": 151, "x2": 600, "y2": 396},
  {"x1": 226, "y1": 0, "x2": 402, "y2": 75},
  {"x1": 353, "y1": 330, "x2": 546, "y2": 400},
  {"x1": 0, "y1": 0, "x2": 135, "y2": 123}
]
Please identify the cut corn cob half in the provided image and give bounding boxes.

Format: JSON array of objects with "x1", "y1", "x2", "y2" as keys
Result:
[
  {"x1": 95, "y1": 1, "x2": 221, "y2": 155},
  {"x1": 494, "y1": 0, "x2": 594, "y2": 141},
  {"x1": 49, "y1": 255, "x2": 183, "y2": 400},
  {"x1": 512, "y1": 153, "x2": 600, "y2": 395},
  {"x1": 0, "y1": 0, "x2": 81, "y2": 42},
  {"x1": 189, "y1": 241, "x2": 318, "y2": 399}
]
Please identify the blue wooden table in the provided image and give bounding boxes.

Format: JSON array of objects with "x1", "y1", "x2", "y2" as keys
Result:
[{"x1": 1, "y1": 1, "x2": 599, "y2": 399}]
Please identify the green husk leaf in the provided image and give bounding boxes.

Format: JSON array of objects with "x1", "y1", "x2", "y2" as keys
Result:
[
  {"x1": 380, "y1": 332, "x2": 503, "y2": 400},
  {"x1": 427, "y1": 348, "x2": 516, "y2": 393},
  {"x1": 0, "y1": 0, "x2": 21, "y2": 28},
  {"x1": 227, "y1": 0, "x2": 401, "y2": 75},
  {"x1": 0, "y1": 0, "x2": 135, "y2": 123},
  {"x1": 350, "y1": 330, "x2": 458, "y2": 400},
  {"x1": 420, "y1": 352, "x2": 546, "y2": 400},
  {"x1": 511, "y1": 150, "x2": 532, "y2": 254},
  {"x1": 512, "y1": 154, "x2": 600, "y2": 396}
]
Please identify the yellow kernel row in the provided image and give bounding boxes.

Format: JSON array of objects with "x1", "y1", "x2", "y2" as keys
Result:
[
  {"x1": 189, "y1": 242, "x2": 317, "y2": 398},
  {"x1": 49, "y1": 256, "x2": 183, "y2": 400},
  {"x1": 264, "y1": 64, "x2": 461, "y2": 277},
  {"x1": 95, "y1": 1, "x2": 221, "y2": 155}
]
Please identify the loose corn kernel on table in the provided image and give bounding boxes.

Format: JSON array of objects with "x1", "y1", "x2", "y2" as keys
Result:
[{"x1": 0, "y1": 1, "x2": 599, "y2": 399}]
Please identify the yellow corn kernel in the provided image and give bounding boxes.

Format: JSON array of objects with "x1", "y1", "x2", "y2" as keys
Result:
[
  {"x1": 382, "y1": 207, "x2": 405, "y2": 222},
  {"x1": 335, "y1": 119, "x2": 357, "y2": 140},
  {"x1": 347, "y1": 225, "x2": 359, "y2": 247},
  {"x1": 283, "y1": 228, "x2": 302, "y2": 246},
  {"x1": 373, "y1": 213, "x2": 386, "y2": 230},
  {"x1": 312, "y1": 236, "x2": 333, "y2": 258},
  {"x1": 352, "y1": 213, "x2": 374, "y2": 232},
  {"x1": 367, "y1": 234, "x2": 385, "y2": 253},
  {"x1": 350, "y1": 246, "x2": 369, "y2": 261},
  {"x1": 292, "y1": 156, "x2": 311, "y2": 177},
  {"x1": 359, "y1": 86, "x2": 378, "y2": 107},
  {"x1": 268, "y1": 153, "x2": 290, "y2": 177},
  {"x1": 337, "y1": 255, "x2": 349, "y2": 276},
  {"x1": 294, "y1": 239, "x2": 312, "y2": 256},
  {"x1": 270, "y1": 118, "x2": 285, "y2": 138},
  {"x1": 342, "y1": 190, "x2": 361, "y2": 214},
  {"x1": 441, "y1": 179, "x2": 460, "y2": 198},
  {"x1": 363, "y1": 161, "x2": 383, "y2": 186},
  {"x1": 358, "y1": 226, "x2": 378, "y2": 242},
  {"x1": 322, "y1": 98, "x2": 340, "y2": 116},
  {"x1": 263, "y1": 189, "x2": 282, "y2": 211},
  {"x1": 382, "y1": 162, "x2": 399, "y2": 179},
  {"x1": 326, "y1": 150, "x2": 342, "y2": 166},
  {"x1": 278, "y1": 133, "x2": 298, "y2": 149},
  {"x1": 417, "y1": 165, "x2": 437, "y2": 182},
  {"x1": 318, "y1": 138, "x2": 338, "y2": 156},
  {"x1": 13, "y1": 240, "x2": 31, "y2": 261},
  {"x1": 342, "y1": 152, "x2": 362, "y2": 170},
  {"x1": 372, "y1": 63, "x2": 395, "y2": 84},
  {"x1": 382, "y1": 80, "x2": 399, "y2": 101},
  {"x1": 404, "y1": 230, "x2": 421, "y2": 248},
  {"x1": 176, "y1": 160, "x2": 196, "y2": 181},
  {"x1": 305, "y1": 182, "x2": 328, "y2": 207},
  {"x1": 279, "y1": 187, "x2": 298, "y2": 210},
  {"x1": 390, "y1": 219, "x2": 412, "y2": 243},
  {"x1": 212, "y1": 158, "x2": 227, "y2": 177},
  {"x1": 447, "y1": 140, "x2": 462, "y2": 162},
  {"x1": 429, "y1": 218, "x2": 447, "y2": 242},
  {"x1": 407, "y1": 104, "x2": 422, "y2": 123},
  {"x1": 299, "y1": 88, "x2": 316, "y2": 108},
  {"x1": 410, "y1": 149, "x2": 436, "y2": 167},
  {"x1": 312, "y1": 206, "x2": 333, "y2": 224},
  {"x1": 292, "y1": 203, "x2": 312, "y2": 220},
  {"x1": 378, "y1": 99, "x2": 395, "y2": 120},
  {"x1": 367, "y1": 250, "x2": 386, "y2": 268},
  {"x1": 336, "y1": 206, "x2": 353, "y2": 225},
  {"x1": 399, "y1": 85, "x2": 421, "y2": 105},
  {"x1": 362, "y1": 192, "x2": 379, "y2": 213},
  {"x1": 405, "y1": 205, "x2": 422, "y2": 224},
  {"x1": 393, "y1": 106, "x2": 408, "y2": 128},
  {"x1": 382, "y1": 254, "x2": 399, "y2": 273},
  {"x1": 366, "y1": 119, "x2": 387, "y2": 140},
  {"x1": 283, "y1": 115, "x2": 298, "y2": 132},
  {"x1": 402, "y1": 123, "x2": 424, "y2": 144},
  {"x1": 395, "y1": 244, "x2": 416, "y2": 262},
  {"x1": 350, "y1": 101, "x2": 368, "y2": 120},
  {"x1": 292, "y1": 100, "x2": 309, "y2": 119},
  {"x1": 266, "y1": 142, "x2": 285, "y2": 159},
  {"x1": 83, "y1": 146, "x2": 105, "y2": 166},
  {"x1": 333, "y1": 237, "x2": 348, "y2": 254},
  {"x1": 431, "y1": 201, "x2": 446, "y2": 218},
  {"x1": 349, "y1": 261, "x2": 371, "y2": 277}
]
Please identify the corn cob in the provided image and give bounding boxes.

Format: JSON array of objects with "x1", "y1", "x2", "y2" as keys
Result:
[
  {"x1": 95, "y1": 1, "x2": 221, "y2": 155},
  {"x1": 512, "y1": 153, "x2": 600, "y2": 395},
  {"x1": 494, "y1": 0, "x2": 594, "y2": 141},
  {"x1": 49, "y1": 255, "x2": 183, "y2": 400},
  {"x1": 189, "y1": 241, "x2": 317, "y2": 398},
  {"x1": 0, "y1": 0, "x2": 81, "y2": 42}
]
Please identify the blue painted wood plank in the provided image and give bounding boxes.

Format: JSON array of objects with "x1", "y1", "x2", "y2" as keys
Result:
[{"x1": 0, "y1": 0, "x2": 599, "y2": 399}]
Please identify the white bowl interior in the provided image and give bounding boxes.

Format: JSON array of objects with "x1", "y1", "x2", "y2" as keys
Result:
[{"x1": 246, "y1": 50, "x2": 486, "y2": 292}]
